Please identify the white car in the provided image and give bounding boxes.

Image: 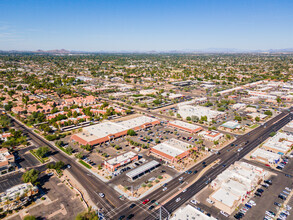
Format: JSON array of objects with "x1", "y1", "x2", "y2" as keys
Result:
[
  {"x1": 47, "y1": 172, "x2": 54, "y2": 176},
  {"x1": 220, "y1": 211, "x2": 229, "y2": 217},
  {"x1": 286, "y1": 205, "x2": 292, "y2": 210},
  {"x1": 178, "y1": 177, "x2": 183, "y2": 181},
  {"x1": 285, "y1": 187, "x2": 292, "y2": 192},
  {"x1": 190, "y1": 200, "x2": 198, "y2": 204},
  {"x1": 206, "y1": 198, "x2": 214, "y2": 204},
  {"x1": 176, "y1": 197, "x2": 181, "y2": 202},
  {"x1": 163, "y1": 187, "x2": 167, "y2": 191},
  {"x1": 182, "y1": 189, "x2": 187, "y2": 193},
  {"x1": 67, "y1": 165, "x2": 71, "y2": 169},
  {"x1": 265, "y1": 216, "x2": 273, "y2": 220},
  {"x1": 99, "y1": 193, "x2": 105, "y2": 198},
  {"x1": 248, "y1": 200, "x2": 256, "y2": 206}
]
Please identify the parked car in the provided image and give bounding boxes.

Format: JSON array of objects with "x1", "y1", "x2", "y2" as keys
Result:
[
  {"x1": 220, "y1": 210, "x2": 229, "y2": 217},
  {"x1": 255, "y1": 192, "x2": 262, "y2": 197}
]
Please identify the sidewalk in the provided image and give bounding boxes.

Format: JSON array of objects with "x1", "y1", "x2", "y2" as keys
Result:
[{"x1": 114, "y1": 175, "x2": 173, "y2": 201}]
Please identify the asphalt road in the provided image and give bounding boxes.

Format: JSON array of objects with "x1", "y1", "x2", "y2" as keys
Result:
[
  {"x1": 10, "y1": 116, "x2": 124, "y2": 215},
  {"x1": 108, "y1": 111, "x2": 292, "y2": 219}
]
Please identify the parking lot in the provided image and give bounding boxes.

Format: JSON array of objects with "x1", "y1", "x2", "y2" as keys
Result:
[
  {"x1": 66, "y1": 122, "x2": 217, "y2": 173},
  {"x1": 17, "y1": 145, "x2": 41, "y2": 168},
  {"x1": 0, "y1": 171, "x2": 23, "y2": 193},
  {"x1": 15, "y1": 174, "x2": 85, "y2": 220},
  {"x1": 109, "y1": 154, "x2": 178, "y2": 187},
  {"x1": 236, "y1": 157, "x2": 293, "y2": 220},
  {"x1": 187, "y1": 156, "x2": 293, "y2": 220}
]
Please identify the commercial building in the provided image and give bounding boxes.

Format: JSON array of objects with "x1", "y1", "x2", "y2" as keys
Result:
[
  {"x1": 251, "y1": 148, "x2": 281, "y2": 164},
  {"x1": 168, "y1": 120, "x2": 203, "y2": 134},
  {"x1": 198, "y1": 130, "x2": 224, "y2": 142},
  {"x1": 139, "y1": 89, "x2": 157, "y2": 95},
  {"x1": 150, "y1": 138, "x2": 196, "y2": 162},
  {"x1": 104, "y1": 152, "x2": 138, "y2": 171},
  {"x1": 283, "y1": 121, "x2": 293, "y2": 134},
  {"x1": 171, "y1": 204, "x2": 216, "y2": 220},
  {"x1": 209, "y1": 161, "x2": 265, "y2": 214},
  {"x1": 262, "y1": 132, "x2": 293, "y2": 155},
  {"x1": 247, "y1": 112, "x2": 268, "y2": 121},
  {"x1": 232, "y1": 103, "x2": 246, "y2": 110},
  {"x1": 71, "y1": 116, "x2": 160, "y2": 146},
  {"x1": 220, "y1": 121, "x2": 241, "y2": 131},
  {"x1": 0, "y1": 148, "x2": 16, "y2": 175},
  {"x1": 177, "y1": 105, "x2": 225, "y2": 122},
  {"x1": 0, "y1": 183, "x2": 38, "y2": 211},
  {"x1": 126, "y1": 160, "x2": 160, "y2": 181}
]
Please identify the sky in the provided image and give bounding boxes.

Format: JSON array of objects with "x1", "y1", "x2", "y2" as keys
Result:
[{"x1": 0, "y1": 0, "x2": 293, "y2": 51}]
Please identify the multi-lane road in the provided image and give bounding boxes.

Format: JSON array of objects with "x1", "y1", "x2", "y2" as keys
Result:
[
  {"x1": 10, "y1": 116, "x2": 124, "y2": 214},
  {"x1": 6, "y1": 108, "x2": 293, "y2": 220},
  {"x1": 108, "y1": 111, "x2": 292, "y2": 219}
]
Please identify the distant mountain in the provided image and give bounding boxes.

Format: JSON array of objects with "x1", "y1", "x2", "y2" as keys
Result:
[
  {"x1": 1, "y1": 48, "x2": 293, "y2": 54},
  {"x1": 34, "y1": 49, "x2": 71, "y2": 54}
]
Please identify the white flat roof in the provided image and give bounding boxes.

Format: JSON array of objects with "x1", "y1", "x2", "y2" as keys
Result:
[
  {"x1": 117, "y1": 116, "x2": 158, "y2": 130},
  {"x1": 170, "y1": 120, "x2": 202, "y2": 131},
  {"x1": 251, "y1": 148, "x2": 281, "y2": 161},
  {"x1": 152, "y1": 138, "x2": 191, "y2": 158},
  {"x1": 212, "y1": 188, "x2": 239, "y2": 208},
  {"x1": 79, "y1": 116, "x2": 159, "y2": 141},
  {"x1": 106, "y1": 151, "x2": 137, "y2": 166},
  {"x1": 178, "y1": 105, "x2": 224, "y2": 121},
  {"x1": 171, "y1": 204, "x2": 216, "y2": 220},
  {"x1": 84, "y1": 121, "x2": 126, "y2": 138}
]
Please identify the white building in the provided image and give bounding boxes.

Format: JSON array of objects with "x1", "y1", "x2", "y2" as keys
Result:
[
  {"x1": 251, "y1": 148, "x2": 281, "y2": 164},
  {"x1": 178, "y1": 105, "x2": 225, "y2": 122},
  {"x1": 209, "y1": 161, "x2": 266, "y2": 214},
  {"x1": 232, "y1": 103, "x2": 246, "y2": 110},
  {"x1": 171, "y1": 204, "x2": 216, "y2": 220},
  {"x1": 198, "y1": 130, "x2": 224, "y2": 142}
]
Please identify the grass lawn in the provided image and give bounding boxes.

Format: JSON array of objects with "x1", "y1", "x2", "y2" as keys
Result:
[
  {"x1": 30, "y1": 149, "x2": 49, "y2": 163},
  {"x1": 79, "y1": 160, "x2": 92, "y2": 169},
  {"x1": 57, "y1": 146, "x2": 72, "y2": 155},
  {"x1": 250, "y1": 124, "x2": 259, "y2": 129}
]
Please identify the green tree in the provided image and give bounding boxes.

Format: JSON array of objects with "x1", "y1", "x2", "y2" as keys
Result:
[
  {"x1": 75, "y1": 207, "x2": 99, "y2": 220},
  {"x1": 255, "y1": 116, "x2": 260, "y2": 122},
  {"x1": 264, "y1": 110, "x2": 272, "y2": 116},
  {"x1": 127, "y1": 129, "x2": 137, "y2": 136},
  {"x1": 22, "y1": 169, "x2": 39, "y2": 185},
  {"x1": 36, "y1": 146, "x2": 50, "y2": 158}
]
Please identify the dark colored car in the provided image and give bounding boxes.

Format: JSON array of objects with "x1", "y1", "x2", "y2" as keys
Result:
[
  {"x1": 278, "y1": 195, "x2": 286, "y2": 200},
  {"x1": 179, "y1": 180, "x2": 184, "y2": 184},
  {"x1": 194, "y1": 170, "x2": 198, "y2": 174},
  {"x1": 118, "y1": 215, "x2": 125, "y2": 220},
  {"x1": 257, "y1": 188, "x2": 264, "y2": 193},
  {"x1": 274, "y1": 202, "x2": 281, "y2": 207},
  {"x1": 264, "y1": 180, "x2": 272, "y2": 185},
  {"x1": 129, "y1": 204, "x2": 136, "y2": 208},
  {"x1": 151, "y1": 200, "x2": 156, "y2": 203},
  {"x1": 126, "y1": 214, "x2": 134, "y2": 219},
  {"x1": 149, "y1": 205, "x2": 155, "y2": 210},
  {"x1": 254, "y1": 192, "x2": 262, "y2": 197}
]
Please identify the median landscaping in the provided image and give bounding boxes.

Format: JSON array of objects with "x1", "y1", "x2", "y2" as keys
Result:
[{"x1": 79, "y1": 160, "x2": 92, "y2": 169}]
